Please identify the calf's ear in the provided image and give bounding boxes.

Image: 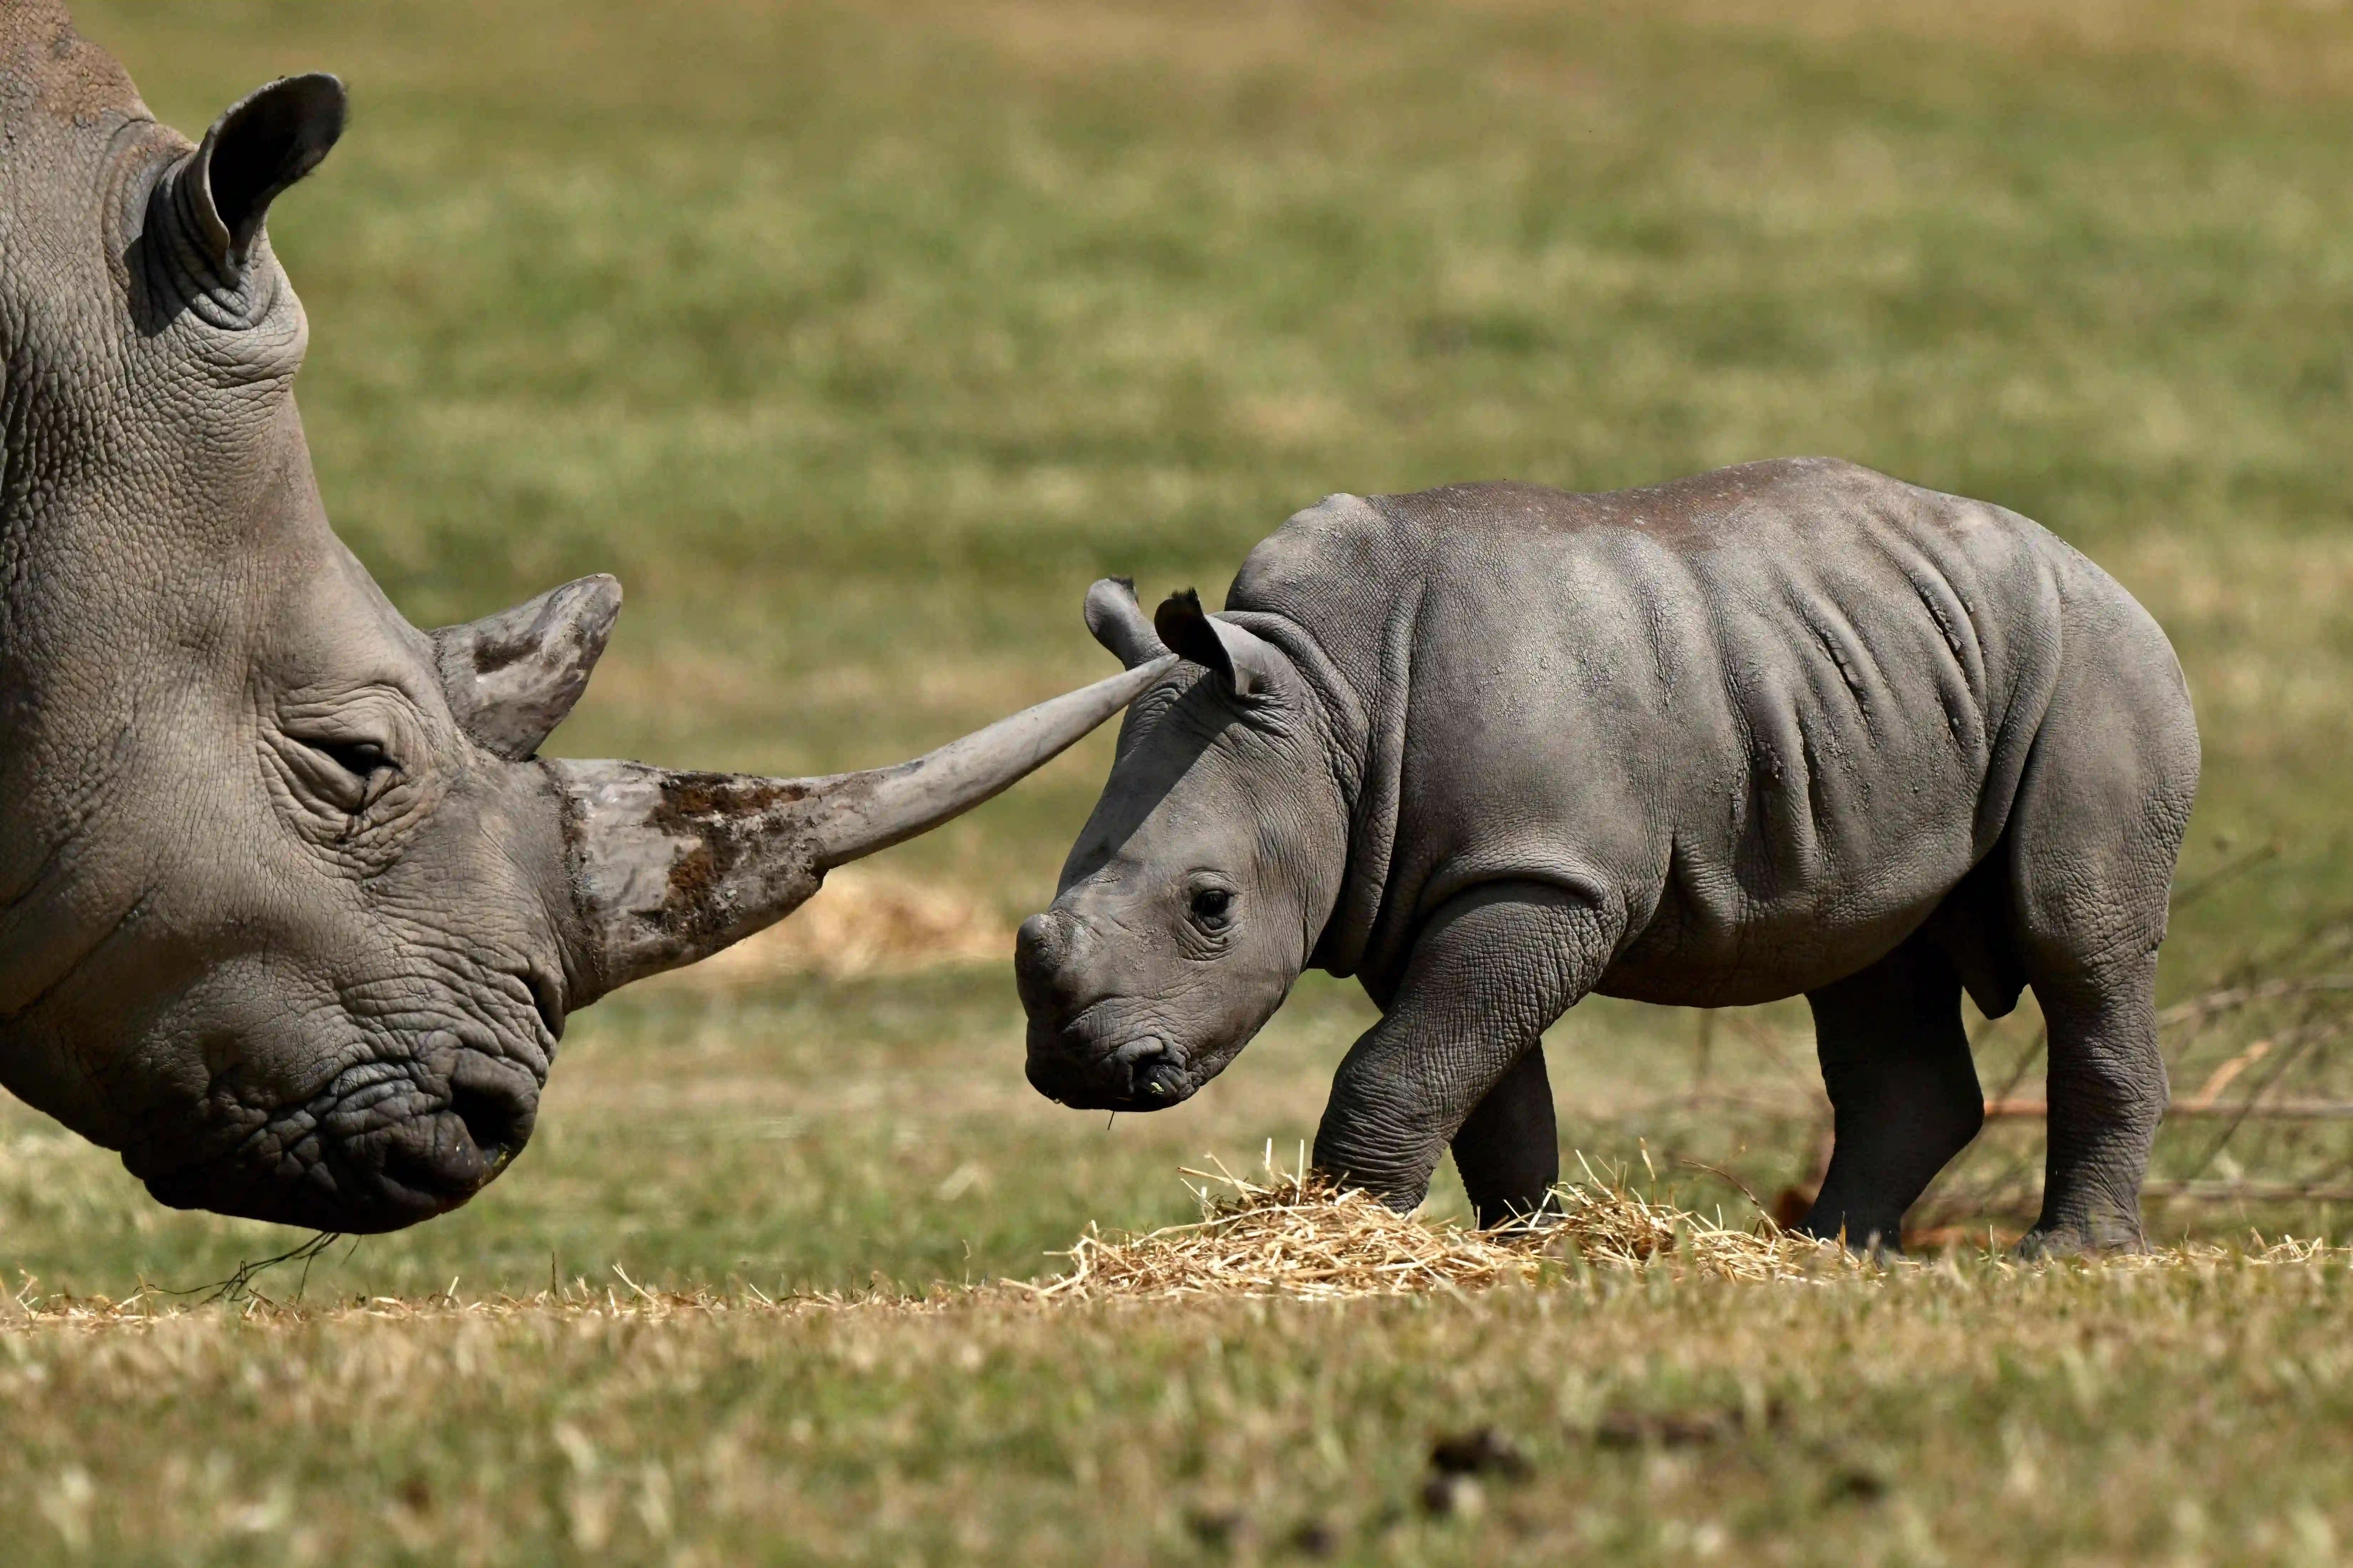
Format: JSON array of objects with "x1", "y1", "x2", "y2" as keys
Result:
[
  {"x1": 1083, "y1": 577, "x2": 1172, "y2": 669},
  {"x1": 432, "y1": 576, "x2": 624, "y2": 761},
  {"x1": 1153, "y1": 588, "x2": 1288, "y2": 701},
  {"x1": 185, "y1": 73, "x2": 347, "y2": 277}
]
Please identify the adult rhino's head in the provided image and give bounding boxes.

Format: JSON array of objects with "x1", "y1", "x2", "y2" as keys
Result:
[
  {"x1": 0, "y1": 5, "x2": 1163, "y2": 1231},
  {"x1": 1015, "y1": 580, "x2": 1348, "y2": 1111}
]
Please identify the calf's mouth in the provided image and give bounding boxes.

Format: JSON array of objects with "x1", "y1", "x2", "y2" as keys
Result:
[{"x1": 1024, "y1": 1024, "x2": 1198, "y2": 1112}]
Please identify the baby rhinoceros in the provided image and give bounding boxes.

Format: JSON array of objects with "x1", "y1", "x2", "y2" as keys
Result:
[{"x1": 1016, "y1": 459, "x2": 2199, "y2": 1254}]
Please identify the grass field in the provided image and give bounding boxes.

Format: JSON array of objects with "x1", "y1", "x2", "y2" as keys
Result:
[{"x1": 7, "y1": 0, "x2": 2353, "y2": 1561}]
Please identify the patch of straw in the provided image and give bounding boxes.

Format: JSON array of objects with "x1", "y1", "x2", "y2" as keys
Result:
[
  {"x1": 7, "y1": 1160, "x2": 2346, "y2": 1335},
  {"x1": 1019, "y1": 1146, "x2": 1881, "y2": 1302}
]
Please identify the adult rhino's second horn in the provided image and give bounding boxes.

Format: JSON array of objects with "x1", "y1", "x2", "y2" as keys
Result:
[{"x1": 546, "y1": 657, "x2": 1176, "y2": 1001}]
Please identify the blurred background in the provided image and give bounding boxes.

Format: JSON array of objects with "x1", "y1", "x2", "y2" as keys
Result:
[{"x1": 10, "y1": 0, "x2": 2353, "y2": 1296}]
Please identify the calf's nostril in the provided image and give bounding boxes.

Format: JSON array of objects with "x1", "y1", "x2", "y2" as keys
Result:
[
  {"x1": 1140, "y1": 1060, "x2": 1187, "y2": 1102},
  {"x1": 1111, "y1": 1036, "x2": 1178, "y2": 1099}
]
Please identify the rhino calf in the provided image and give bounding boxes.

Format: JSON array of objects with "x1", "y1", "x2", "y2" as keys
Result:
[{"x1": 1017, "y1": 459, "x2": 2199, "y2": 1253}]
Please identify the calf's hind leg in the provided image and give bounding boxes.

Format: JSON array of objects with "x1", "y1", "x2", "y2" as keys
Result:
[
  {"x1": 2003, "y1": 588, "x2": 2198, "y2": 1254},
  {"x1": 1800, "y1": 932, "x2": 1985, "y2": 1251},
  {"x1": 2020, "y1": 956, "x2": 2166, "y2": 1254}
]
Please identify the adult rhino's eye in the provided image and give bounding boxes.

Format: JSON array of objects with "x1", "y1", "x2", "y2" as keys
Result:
[
  {"x1": 313, "y1": 739, "x2": 393, "y2": 781},
  {"x1": 1188, "y1": 887, "x2": 1235, "y2": 931},
  {"x1": 296, "y1": 736, "x2": 400, "y2": 812}
]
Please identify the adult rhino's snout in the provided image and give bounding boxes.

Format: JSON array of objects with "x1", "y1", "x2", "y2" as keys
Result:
[
  {"x1": 356, "y1": 1036, "x2": 545, "y2": 1229},
  {"x1": 137, "y1": 1035, "x2": 547, "y2": 1234}
]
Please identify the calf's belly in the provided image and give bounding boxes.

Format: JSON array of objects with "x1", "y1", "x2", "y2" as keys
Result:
[
  {"x1": 1591, "y1": 837, "x2": 1983, "y2": 1009},
  {"x1": 1595, "y1": 907, "x2": 1939, "y2": 1008}
]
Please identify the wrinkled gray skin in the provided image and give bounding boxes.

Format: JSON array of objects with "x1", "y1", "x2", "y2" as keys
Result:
[
  {"x1": 1019, "y1": 461, "x2": 2200, "y2": 1253},
  {"x1": 0, "y1": 4, "x2": 1166, "y2": 1233}
]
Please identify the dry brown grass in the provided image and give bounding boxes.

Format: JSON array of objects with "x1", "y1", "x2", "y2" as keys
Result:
[
  {"x1": 653, "y1": 866, "x2": 1008, "y2": 983},
  {"x1": 1035, "y1": 1158, "x2": 2350, "y2": 1302},
  {"x1": 1020, "y1": 1152, "x2": 1875, "y2": 1301},
  {"x1": 6, "y1": 1158, "x2": 2341, "y2": 1340}
]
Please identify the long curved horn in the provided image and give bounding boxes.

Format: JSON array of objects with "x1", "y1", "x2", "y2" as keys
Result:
[{"x1": 546, "y1": 657, "x2": 1176, "y2": 999}]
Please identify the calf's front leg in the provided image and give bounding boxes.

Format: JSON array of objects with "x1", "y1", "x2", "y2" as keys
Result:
[
  {"x1": 1312, "y1": 881, "x2": 1616, "y2": 1224},
  {"x1": 1450, "y1": 1044, "x2": 1561, "y2": 1228}
]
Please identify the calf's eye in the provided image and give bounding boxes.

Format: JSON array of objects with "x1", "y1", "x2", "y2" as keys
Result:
[{"x1": 1188, "y1": 888, "x2": 1234, "y2": 930}]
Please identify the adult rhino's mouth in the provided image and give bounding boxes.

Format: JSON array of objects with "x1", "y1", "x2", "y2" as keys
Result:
[
  {"x1": 1024, "y1": 1028, "x2": 1200, "y2": 1112},
  {"x1": 127, "y1": 1033, "x2": 543, "y2": 1233}
]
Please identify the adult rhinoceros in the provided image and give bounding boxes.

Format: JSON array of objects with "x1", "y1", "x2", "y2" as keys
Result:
[{"x1": 0, "y1": 4, "x2": 1167, "y2": 1232}]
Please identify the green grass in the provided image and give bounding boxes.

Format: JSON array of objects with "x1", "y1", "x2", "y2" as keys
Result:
[{"x1": 7, "y1": 0, "x2": 2353, "y2": 1560}]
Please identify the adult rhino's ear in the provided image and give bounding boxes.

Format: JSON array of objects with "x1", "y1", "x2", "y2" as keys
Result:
[
  {"x1": 184, "y1": 73, "x2": 347, "y2": 278},
  {"x1": 1154, "y1": 588, "x2": 1287, "y2": 701},
  {"x1": 1084, "y1": 577, "x2": 1172, "y2": 669},
  {"x1": 432, "y1": 576, "x2": 623, "y2": 761}
]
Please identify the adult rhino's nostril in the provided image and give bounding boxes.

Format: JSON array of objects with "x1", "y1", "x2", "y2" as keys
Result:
[
  {"x1": 446, "y1": 1055, "x2": 538, "y2": 1170},
  {"x1": 524, "y1": 965, "x2": 567, "y2": 1043}
]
